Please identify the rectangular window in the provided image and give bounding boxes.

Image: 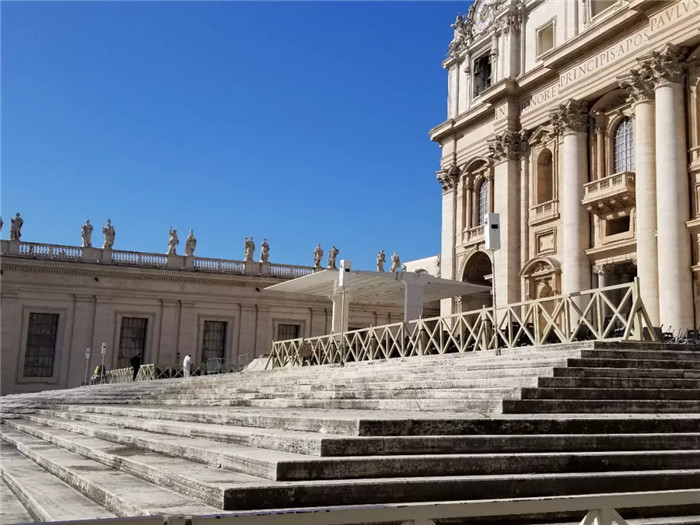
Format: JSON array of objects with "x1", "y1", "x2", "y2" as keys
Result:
[
  {"x1": 537, "y1": 22, "x2": 555, "y2": 57},
  {"x1": 23, "y1": 313, "x2": 59, "y2": 377},
  {"x1": 472, "y1": 54, "x2": 492, "y2": 97},
  {"x1": 607, "y1": 216, "x2": 631, "y2": 236},
  {"x1": 118, "y1": 317, "x2": 148, "y2": 368},
  {"x1": 277, "y1": 324, "x2": 301, "y2": 341},
  {"x1": 591, "y1": 0, "x2": 616, "y2": 18},
  {"x1": 202, "y1": 320, "x2": 227, "y2": 362}
]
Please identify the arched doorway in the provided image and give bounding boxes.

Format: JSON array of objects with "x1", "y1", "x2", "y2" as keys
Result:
[{"x1": 460, "y1": 251, "x2": 493, "y2": 312}]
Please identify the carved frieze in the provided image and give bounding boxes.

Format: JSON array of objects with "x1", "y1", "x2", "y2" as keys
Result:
[{"x1": 550, "y1": 99, "x2": 589, "y2": 135}]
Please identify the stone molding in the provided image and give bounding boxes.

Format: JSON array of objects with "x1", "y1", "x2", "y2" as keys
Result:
[
  {"x1": 550, "y1": 99, "x2": 589, "y2": 135},
  {"x1": 437, "y1": 164, "x2": 461, "y2": 192}
]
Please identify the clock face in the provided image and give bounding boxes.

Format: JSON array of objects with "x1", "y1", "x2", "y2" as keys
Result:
[{"x1": 474, "y1": 0, "x2": 495, "y2": 32}]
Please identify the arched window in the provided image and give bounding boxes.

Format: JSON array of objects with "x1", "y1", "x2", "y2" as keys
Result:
[
  {"x1": 536, "y1": 149, "x2": 554, "y2": 204},
  {"x1": 477, "y1": 181, "x2": 489, "y2": 225},
  {"x1": 613, "y1": 117, "x2": 634, "y2": 173}
]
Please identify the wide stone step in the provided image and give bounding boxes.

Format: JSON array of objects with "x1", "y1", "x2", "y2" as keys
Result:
[
  {"x1": 144, "y1": 396, "x2": 505, "y2": 412},
  {"x1": 0, "y1": 477, "x2": 34, "y2": 525},
  {"x1": 55, "y1": 404, "x2": 700, "y2": 436},
  {"x1": 33, "y1": 409, "x2": 700, "y2": 456},
  {"x1": 15, "y1": 415, "x2": 700, "y2": 482},
  {"x1": 147, "y1": 387, "x2": 521, "y2": 402},
  {"x1": 0, "y1": 444, "x2": 115, "y2": 522},
  {"x1": 567, "y1": 358, "x2": 700, "y2": 370},
  {"x1": 521, "y1": 388, "x2": 700, "y2": 400},
  {"x1": 503, "y1": 399, "x2": 700, "y2": 413},
  {"x1": 580, "y1": 349, "x2": 700, "y2": 361},
  {"x1": 0, "y1": 427, "x2": 220, "y2": 516},
  {"x1": 216, "y1": 470, "x2": 700, "y2": 510},
  {"x1": 553, "y1": 367, "x2": 700, "y2": 379},
  {"x1": 539, "y1": 377, "x2": 700, "y2": 389},
  {"x1": 3, "y1": 419, "x2": 271, "y2": 509}
]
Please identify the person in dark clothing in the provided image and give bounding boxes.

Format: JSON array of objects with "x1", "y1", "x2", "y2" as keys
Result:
[{"x1": 130, "y1": 354, "x2": 141, "y2": 381}]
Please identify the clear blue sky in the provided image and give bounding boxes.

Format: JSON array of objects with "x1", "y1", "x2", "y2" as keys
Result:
[{"x1": 2, "y1": 1, "x2": 467, "y2": 270}]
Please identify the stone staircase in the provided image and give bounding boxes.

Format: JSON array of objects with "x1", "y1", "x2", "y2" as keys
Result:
[{"x1": 1, "y1": 341, "x2": 700, "y2": 524}]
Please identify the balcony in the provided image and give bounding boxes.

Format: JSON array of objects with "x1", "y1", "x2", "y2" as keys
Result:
[
  {"x1": 529, "y1": 200, "x2": 559, "y2": 225},
  {"x1": 582, "y1": 171, "x2": 635, "y2": 215},
  {"x1": 462, "y1": 225, "x2": 485, "y2": 246}
]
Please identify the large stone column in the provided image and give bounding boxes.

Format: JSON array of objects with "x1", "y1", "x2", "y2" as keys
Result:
[
  {"x1": 619, "y1": 69, "x2": 660, "y2": 326},
  {"x1": 438, "y1": 165, "x2": 460, "y2": 316},
  {"x1": 649, "y1": 46, "x2": 694, "y2": 331},
  {"x1": 487, "y1": 131, "x2": 523, "y2": 306},
  {"x1": 519, "y1": 131, "x2": 531, "y2": 290},
  {"x1": 551, "y1": 99, "x2": 591, "y2": 295}
]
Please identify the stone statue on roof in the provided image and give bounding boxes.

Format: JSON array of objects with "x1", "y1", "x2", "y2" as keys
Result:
[
  {"x1": 390, "y1": 251, "x2": 401, "y2": 272},
  {"x1": 185, "y1": 229, "x2": 197, "y2": 256},
  {"x1": 313, "y1": 243, "x2": 323, "y2": 268},
  {"x1": 376, "y1": 250, "x2": 386, "y2": 272},
  {"x1": 9, "y1": 213, "x2": 23, "y2": 241},
  {"x1": 244, "y1": 236, "x2": 255, "y2": 262},
  {"x1": 102, "y1": 219, "x2": 115, "y2": 249},
  {"x1": 327, "y1": 245, "x2": 339, "y2": 269},
  {"x1": 260, "y1": 238, "x2": 270, "y2": 263},
  {"x1": 81, "y1": 220, "x2": 93, "y2": 248},
  {"x1": 167, "y1": 227, "x2": 179, "y2": 255}
]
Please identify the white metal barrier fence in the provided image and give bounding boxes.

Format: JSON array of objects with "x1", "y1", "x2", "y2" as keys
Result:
[{"x1": 268, "y1": 279, "x2": 656, "y2": 369}]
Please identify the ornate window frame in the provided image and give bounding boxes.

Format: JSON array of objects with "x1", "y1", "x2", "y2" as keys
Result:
[{"x1": 535, "y1": 18, "x2": 556, "y2": 59}]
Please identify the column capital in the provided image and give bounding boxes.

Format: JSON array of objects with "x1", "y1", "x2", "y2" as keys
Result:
[
  {"x1": 436, "y1": 164, "x2": 460, "y2": 192},
  {"x1": 618, "y1": 65, "x2": 656, "y2": 103},
  {"x1": 550, "y1": 99, "x2": 589, "y2": 135},
  {"x1": 487, "y1": 131, "x2": 526, "y2": 162},
  {"x1": 644, "y1": 44, "x2": 689, "y2": 86},
  {"x1": 592, "y1": 263, "x2": 613, "y2": 276}
]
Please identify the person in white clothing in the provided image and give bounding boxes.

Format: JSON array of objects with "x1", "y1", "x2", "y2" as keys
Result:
[{"x1": 182, "y1": 354, "x2": 192, "y2": 378}]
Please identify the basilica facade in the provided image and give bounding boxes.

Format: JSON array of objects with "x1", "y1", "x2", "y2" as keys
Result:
[{"x1": 432, "y1": 0, "x2": 700, "y2": 332}]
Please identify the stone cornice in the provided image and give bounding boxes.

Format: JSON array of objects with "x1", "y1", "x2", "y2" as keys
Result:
[
  {"x1": 550, "y1": 99, "x2": 589, "y2": 135},
  {"x1": 0, "y1": 260, "x2": 284, "y2": 288}
]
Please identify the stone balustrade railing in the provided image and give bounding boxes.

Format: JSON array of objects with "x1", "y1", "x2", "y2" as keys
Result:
[
  {"x1": 530, "y1": 199, "x2": 559, "y2": 224},
  {"x1": 1, "y1": 239, "x2": 314, "y2": 279},
  {"x1": 464, "y1": 225, "x2": 485, "y2": 245},
  {"x1": 583, "y1": 171, "x2": 636, "y2": 200}
]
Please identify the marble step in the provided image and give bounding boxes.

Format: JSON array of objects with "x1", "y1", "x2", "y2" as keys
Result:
[
  {"x1": 0, "y1": 444, "x2": 115, "y2": 522},
  {"x1": 503, "y1": 399, "x2": 700, "y2": 413},
  {"x1": 567, "y1": 358, "x2": 700, "y2": 370},
  {"x1": 4, "y1": 419, "x2": 270, "y2": 509},
  {"x1": 0, "y1": 427, "x2": 220, "y2": 517},
  {"x1": 522, "y1": 387, "x2": 700, "y2": 400},
  {"x1": 579, "y1": 349, "x2": 700, "y2": 360},
  {"x1": 0, "y1": 477, "x2": 34, "y2": 525},
  {"x1": 13, "y1": 416, "x2": 700, "y2": 482},
  {"x1": 538, "y1": 376, "x2": 700, "y2": 389},
  {"x1": 54, "y1": 404, "x2": 700, "y2": 436},
  {"x1": 553, "y1": 367, "x2": 700, "y2": 379},
  {"x1": 141, "y1": 396, "x2": 505, "y2": 412},
  {"x1": 32, "y1": 409, "x2": 700, "y2": 456},
  {"x1": 144, "y1": 387, "x2": 522, "y2": 401},
  {"x1": 36, "y1": 409, "x2": 700, "y2": 457}
]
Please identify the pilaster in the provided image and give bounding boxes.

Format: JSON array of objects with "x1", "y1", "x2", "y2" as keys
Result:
[
  {"x1": 438, "y1": 164, "x2": 460, "y2": 317},
  {"x1": 67, "y1": 295, "x2": 95, "y2": 387},
  {"x1": 157, "y1": 299, "x2": 180, "y2": 364}
]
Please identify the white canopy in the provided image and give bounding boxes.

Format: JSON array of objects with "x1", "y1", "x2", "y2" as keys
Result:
[{"x1": 266, "y1": 268, "x2": 490, "y2": 330}]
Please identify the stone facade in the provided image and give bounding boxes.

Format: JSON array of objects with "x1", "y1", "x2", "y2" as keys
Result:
[
  {"x1": 0, "y1": 240, "x2": 411, "y2": 395},
  {"x1": 432, "y1": 0, "x2": 700, "y2": 331}
]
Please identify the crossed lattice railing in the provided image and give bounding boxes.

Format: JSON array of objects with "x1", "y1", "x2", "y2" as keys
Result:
[{"x1": 267, "y1": 279, "x2": 657, "y2": 369}]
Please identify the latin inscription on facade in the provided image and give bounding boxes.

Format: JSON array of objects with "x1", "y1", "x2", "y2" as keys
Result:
[{"x1": 521, "y1": 0, "x2": 699, "y2": 115}]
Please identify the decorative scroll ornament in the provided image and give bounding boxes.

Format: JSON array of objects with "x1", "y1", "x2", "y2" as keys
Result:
[
  {"x1": 645, "y1": 44, "x2": 688, "y2": 86},
  {"x1": 550, "y1": 99, "x2": 589, "y2": 135},
  {"x1": 487, "y1": 131, "x2": 525, "y2": 162},
  {"x1": 436, "y1": 164, "x2": 461, "y2": 192}
]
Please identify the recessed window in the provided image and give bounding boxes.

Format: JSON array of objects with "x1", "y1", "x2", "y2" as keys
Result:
[
  {"x1": 202, "y1": 321, "x2": 227, "y2": 361},
  {"x1": 473, "y1": 54, "x2": 492, "y2": 97},
  {"x1": 118, "y1": 317, "x2": 148, "y2": 368},
  {"x1": 536, "y1": 149, "x2": 554, "y2": 204},
  {"x1": 613, "y1": 117, "x2": 634, "y2": 173},
  {"x1": 23, "y1": 313, "x2": 59, "y2": 377},
  {"x1": 607, "y1": 216, "x2": 630, "y2": 236},
  {"x1": 537, "y1": 22, "x2": 555, "y2": 57},
  {"x1": 591, "y1": 0, "x2": 616, "y2": 18},
  {"x1": 477, "y1": 181, "x2": 489, "y2": 225},
  {"x1": 277, "y1": 324, "x2": 301, "y2": 341}
]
